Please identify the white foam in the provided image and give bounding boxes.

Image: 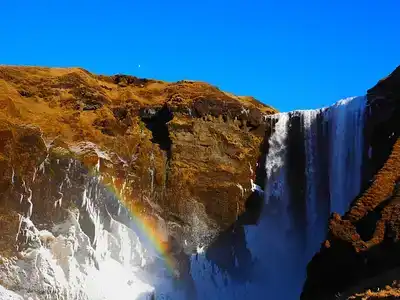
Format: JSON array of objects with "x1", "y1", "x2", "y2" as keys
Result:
[
  {"x1": 0, "y1": 285, "x2": 23, "y2": 300},
  {"x1": 0, "y1": 211, "x2": 155, "y2": 300}
]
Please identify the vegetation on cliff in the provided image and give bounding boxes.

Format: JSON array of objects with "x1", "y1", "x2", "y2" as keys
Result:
[{"x1": 0, "y1": 65, "x2": 276, "y2": 257}]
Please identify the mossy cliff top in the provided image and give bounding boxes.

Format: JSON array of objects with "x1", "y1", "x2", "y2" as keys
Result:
[{"x1": 0, "y1": 65, "x2": 276, "y2": 256}]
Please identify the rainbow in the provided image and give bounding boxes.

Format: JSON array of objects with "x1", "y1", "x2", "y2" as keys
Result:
[
  {"x1": 126, "y1": 201, "x2": 177, "y2": 273},
  {"x1": 100, "y1": 175, "x2": 177, "y2": 274}
]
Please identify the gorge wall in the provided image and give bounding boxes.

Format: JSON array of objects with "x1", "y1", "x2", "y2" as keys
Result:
[
  {"x1": 0, "y1": 66, "x2": 276, "y2": 299},
  {"x1": 0, "y1": 64, "x2": 399, "y2": 300},
  {"x1": 0, "y1": 66, "x2": 275, "y2": 252}
]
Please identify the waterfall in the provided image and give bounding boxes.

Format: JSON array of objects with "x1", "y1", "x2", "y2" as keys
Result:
[
  {"x1": 302, "y1": 109, "x2": 320, "y2": 255},
  {"x1": 1, "y1": 95, "x2": 366, "y2": 300},
  {"x1": 261, "y1": 96, "x2": 366, "y2": 298},
  {"x1": 184, "y1": 95, "x2": 366, "y2": 299},
  {"x1": 325, "y1": 96, "x2": 366, "y2": 215},
  {"x1": 298, "y1": 96, "x2": 366, "y2": 258}
]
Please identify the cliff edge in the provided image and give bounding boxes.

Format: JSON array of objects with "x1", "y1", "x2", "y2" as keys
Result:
[{"x1": 0, "y1": 66, "x2": 276, "y2": 258}]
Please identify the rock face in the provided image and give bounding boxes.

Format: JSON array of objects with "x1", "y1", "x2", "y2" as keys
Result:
[
  {"x1": 2, "y1": 64, "x2": 399, "y2": 300},
  {"x1": 301, "y1": 66, "x2": 400, "y2": 299},
  {"x1": 0, "y1": 66, "x2": 276, "y2": 258}
]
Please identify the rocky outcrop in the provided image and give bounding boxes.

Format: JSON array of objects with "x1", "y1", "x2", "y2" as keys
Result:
[
  {"x1": 0, "y1": 66, "x2": 276, "y2": 258},
  {"x1": 301, "y1": 66, "x2": 400, "y2": 300}
]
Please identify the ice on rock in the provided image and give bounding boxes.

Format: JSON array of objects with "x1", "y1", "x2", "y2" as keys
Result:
[
  {"x1": 0, "y1": 95, "x2": 367, "y2": 300},
  {"x1": 0, "y1": 285, "x2": 24, "y2": 300},
  {"x1": 0, "y1": 210, "x2": 155, "y2": 300}
]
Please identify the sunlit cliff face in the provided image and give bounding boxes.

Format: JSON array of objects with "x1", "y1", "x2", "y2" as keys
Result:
[
  {"x1": 0, "y1": 151, "x2": 156, "y2": 300},
  {"x1": 0, "y1": 65, "x2": 399, "y2": 300},
  {"x1": 0, "y1": 66, "x2": 275, "y2": 300}
]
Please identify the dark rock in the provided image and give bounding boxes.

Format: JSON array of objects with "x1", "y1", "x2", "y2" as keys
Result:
[{"x1": 301, "y1": 66, "x2": 400, "y2": 300}]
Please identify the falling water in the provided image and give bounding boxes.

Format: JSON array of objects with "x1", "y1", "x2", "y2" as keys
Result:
[
  {"x1": 302, "y1": 109, "x2": 320, "y2": 255},
  {"x1": 186, "y1": 96, "x2": 366, "y2": 299},
  {"x1": 188, "y1": 113, "x2": 294, "y2": 300},
  {"x1": 299, "y1": 97, "x2": 366, "y2": 259},
  {"x1": 0, "y1": 95, "x2": 366, "y2": 300},
  {"x1": 325, "y1": 96, "x2": 366, "y2": 215}
]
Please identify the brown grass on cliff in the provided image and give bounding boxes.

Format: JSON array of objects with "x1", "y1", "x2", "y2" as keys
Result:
[
  {"x1": 328, "y1": 138, "x2": 400, "y2": 251},
  {"x1": 348, "y1": 139, "x2": 400, "y2": 222},
  {"x1": 348, "y1": 286, "x2": 400, "y2": 299},
  {"x1": 0, "y1": 65, "x2": 276, "y2": 256},
  {"x1": 0, "y1": 65, "x2": 275, "y2": 111},
  {"x1": 0, "y1": 65, "x2": 275, "y2": 150}
]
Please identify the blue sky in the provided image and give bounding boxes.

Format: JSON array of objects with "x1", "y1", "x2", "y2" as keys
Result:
[{"x1": 0, "y1": 0, "x2": 399, "y2": 112}]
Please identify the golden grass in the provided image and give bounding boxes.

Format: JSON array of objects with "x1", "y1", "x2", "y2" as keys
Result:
[
  {"x1": 348, "y1": 139, "x2": 400, "y2": 222},
  {"x1": 349, "y1": 286, "x2": 400, "y2": 299},
  {"x1": 0, "y1": 65, "x2": 273, "y2": 249}
]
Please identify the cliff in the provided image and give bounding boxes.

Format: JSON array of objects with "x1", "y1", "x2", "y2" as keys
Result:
[
  {"x1": 3, "y1": 64, "x2": 399, "y2": 300},
  {"x1": 301, "y1": 66, "x2": 400, "y2": 299},
  {"x1": 0, "y1": 66, "x2": 276, "y2": 258}
]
